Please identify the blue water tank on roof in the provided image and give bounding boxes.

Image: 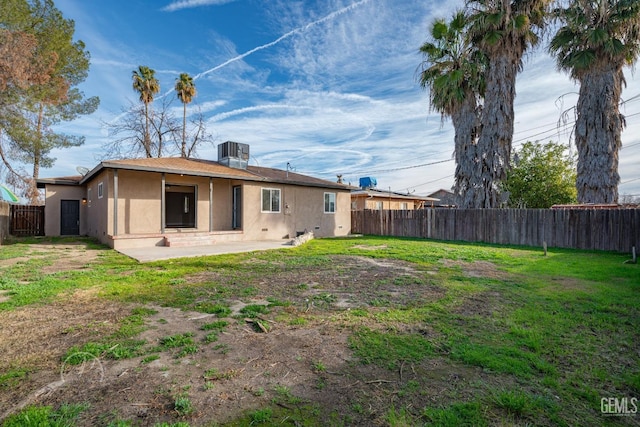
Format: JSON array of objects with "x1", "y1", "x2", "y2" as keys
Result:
[{"x1": 359, "y1": 177, "x2": 377, "y2": 189}]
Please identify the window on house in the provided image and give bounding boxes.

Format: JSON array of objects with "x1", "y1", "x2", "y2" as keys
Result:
[
  {"x1": 261, "y1": 188, "x2": 281, "y2": 212},
  {"x1": 400, "y1": 202, "x2": 408, "y2": 210},
  {"x1": 376, "y1": 201, "x2": 383, "y2": 210},
  {"x1": 97, "y1": 182, "x2": 103, "y2": 199},
  {"x1": 324, "y1": 192, "x2": 336, "y2": 213}
]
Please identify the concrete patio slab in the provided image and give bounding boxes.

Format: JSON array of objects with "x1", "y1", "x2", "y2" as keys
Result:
[{"x1": 116, "y1": 239, "x2": 293, "y2": 263}]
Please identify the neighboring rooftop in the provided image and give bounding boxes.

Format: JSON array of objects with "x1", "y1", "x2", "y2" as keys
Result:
[{"x1": 351, "y1": 188, "x2": 439, "y2": 202}]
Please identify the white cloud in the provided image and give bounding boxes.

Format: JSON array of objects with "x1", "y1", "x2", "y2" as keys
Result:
[
  {"x1": 42, "y1": 0, "x2": 640, "y2": 198},
  {"x1": 161, "y1": 0, "x2": 237, "y2": 12}
]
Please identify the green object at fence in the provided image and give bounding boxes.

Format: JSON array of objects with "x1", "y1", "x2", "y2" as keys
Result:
[{"x1": 0, "y1": 184, "x2": 19, "y2": 203}]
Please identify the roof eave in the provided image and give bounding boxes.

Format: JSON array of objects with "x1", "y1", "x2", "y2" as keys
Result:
[
  {"x1": 36, "y1": 178, "x2": 82, "y2": 188},
  {"x1": 80, "y1": 161, "x2": 263, "y2": 185},
  {"x1": 79, "y1": 162, "x2": 350, "y2": 190}
]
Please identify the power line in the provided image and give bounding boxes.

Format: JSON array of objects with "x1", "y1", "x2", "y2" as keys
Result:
[
  {"x1": 339, "y1": 99, "x2": 640, "y2": 194},
  {"x1": 351, "y1": 158, "x2": 453, "y2": 175},
  {"x1": 511, "y1": 91, "x2": 640, "y2": 137},
  {"x1": 390, "y1": 113, "x2": 640, "y2": 193},
  {"x1": 621, "y1": 177, "x2": 640, "y2": 185},
  {"x1": 409, "y1": 174, "x2": 455, "y2": 190}
]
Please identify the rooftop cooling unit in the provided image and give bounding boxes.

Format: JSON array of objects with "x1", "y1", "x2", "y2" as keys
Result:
[{"x1": 218, "y1": 141, "x2": 249, "y2": 169}]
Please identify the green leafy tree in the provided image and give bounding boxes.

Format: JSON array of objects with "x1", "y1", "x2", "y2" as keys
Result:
[
  {"x1": 503, "y1": 141, "x2": 577, "y2": 208},
  {"x1": 549, "y1": 0, "x2": 640, "y2": 204},
  {"x1": 175, "y1": 72, "x2": 196, "y2": 158},
  {"x1": 419, "y1": 11, "x2": 486, "y2": 208},
  {"x1": 132, "y1": 65, "x2": 160, "y2": 157},
  {"x1": 0, "y1": 0, "x2": 98, "y2": 202},
  {"x1": 467, "y1": 0, "x2": 552, "y2": 207}
]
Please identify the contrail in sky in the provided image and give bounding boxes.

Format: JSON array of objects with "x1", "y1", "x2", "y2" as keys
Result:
[{"x1": 192, "y1": 0, "x2": 373, "y2": 81}]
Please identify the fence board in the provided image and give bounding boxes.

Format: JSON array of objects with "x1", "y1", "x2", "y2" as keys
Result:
[
  {"x1": 0, "y1": 201, "x2": 9, "y2": 245},
  {"x1": 10, "y1": 205, "x2": 45, "y2": 237},
  {"x1": 351, "y1": 208, "x2": 639, "y2": 253}
]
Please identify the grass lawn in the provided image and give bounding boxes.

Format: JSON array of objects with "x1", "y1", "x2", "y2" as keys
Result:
[{"x1": 0, "y1": 235, "x2": 638, "y2": 426}]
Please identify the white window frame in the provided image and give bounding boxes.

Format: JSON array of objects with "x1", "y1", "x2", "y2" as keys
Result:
[
  {"x1": 97, "y1": 182, "x2": 104, "y2": 199},
  {"x1": 324, "y1": 192, "x2": 336, "y2": 213},
  {"x1": 400, "y1": 202, "x2": 408, "y2": 210},
  {"x1": 376, "y1": 201, "x2": 383, "y2": 210},
  {"x1": 261, "y1": 188, "x2": 281, "y2": 213}
]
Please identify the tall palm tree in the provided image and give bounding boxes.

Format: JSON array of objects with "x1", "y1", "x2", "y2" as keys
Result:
[
  {"x1": 419, "y1": 11, "x2": 486, "y2": 208},
  {"x1": 175, "y1": 73, "x2": 196, "y2": 158},
  {"x1": 549, "y1": 0, "x2": 640, "y2": 204},
  {"x1": 467, "y1": 0, "x2": 551, "y2": 207},
  {"x1": 132, "y1": 65, "x2": 160, "y2": 157}
]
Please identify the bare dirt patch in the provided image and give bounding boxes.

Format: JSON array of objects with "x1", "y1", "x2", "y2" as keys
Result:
[
  {"x1": 0, "y1": 289, "x2": 133, "y2": 419},
  {"x1": 0, "y1": 242, "x2": 103, "y2": 273},
  {"x1": 453, "y1": 290, "x2": 504, "y2": 317},
  {"x1": 0, "y1": 290, "x2": 10, "y2": 303},
  {"x1": 440, "y1": 258, "x2": 511, "y2": 280},
  {"x1": 190, "y1": 255, "x2": 446, "y2": 312},
  {"x1": 3, "y1": 304, "x2": 490, "y2": 426}
]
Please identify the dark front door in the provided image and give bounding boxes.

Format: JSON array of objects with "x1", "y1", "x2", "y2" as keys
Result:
[
  {"x1": 60, "y1": 200, "x2": 80, "y2": 235},
  {"x1": 165, "y1": 185, "x2": 196, "y2": 228},
  {"x1": 232, "y1": 186, "x2": 242, "y2": 229}
]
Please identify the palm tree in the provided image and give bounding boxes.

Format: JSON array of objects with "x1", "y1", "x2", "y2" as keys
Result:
[
  {"x1": 549, "y1": 0, "x2": 640, "y2": 204},
  {"x1": 175, "y1": 73, "x2": 196, "y2": 158},
  {"x1": 418, "y1": 11, "x2": 486, "y2": 208},
  {"x1": 132, "y1": 65, "x2": 160, "y2": 157},
  {"x1": 467, "y1": 0, "x2": 551, "y2": 207}
]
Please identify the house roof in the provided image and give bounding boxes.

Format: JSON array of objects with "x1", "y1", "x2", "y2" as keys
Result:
[
  {"x1": 351, "y1": 188, "x2": 439, "y2": 202},
  {"x1": 427, "y1": 189, "x2": 454, "y2": 197},
  {"x1": 36, "y1": 175, "x2": 83, "y2": 187},
  {"x1": 36, "y1": 157, "x2": 352, "y2": 191}
]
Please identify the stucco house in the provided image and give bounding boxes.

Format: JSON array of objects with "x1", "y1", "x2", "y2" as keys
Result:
[
  {"x1": 351, "y1": 188, "x2": 438, "y2": 210},
  {"x1": 36, "y1": 142, "x2": 352, "y2": 249}
]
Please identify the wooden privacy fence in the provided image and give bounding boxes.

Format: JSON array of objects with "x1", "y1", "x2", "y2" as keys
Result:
[
  {"x1": 351, "y1": 208, "x2": 640, "y2": 253},
  {"x1": 10, "y1": 205, "x2": 45, "y2": 237}
]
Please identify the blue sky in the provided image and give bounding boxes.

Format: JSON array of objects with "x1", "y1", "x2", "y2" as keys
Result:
[{"x1": 42, "y1": 0, "x2": 640, "y2": 197}]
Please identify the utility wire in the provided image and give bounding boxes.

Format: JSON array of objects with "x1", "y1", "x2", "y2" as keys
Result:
[
  {"x1": 337, "y1": 92, "x2": 640, "y2": 193},
  {"x1": 384, "y1": 112, "x2": 640, "y2": 193}
]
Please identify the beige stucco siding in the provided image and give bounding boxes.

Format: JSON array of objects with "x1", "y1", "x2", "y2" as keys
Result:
[
  {"x1": 242, "y1": 183, "x2": 350, "y2": 239},
  {"x1": 84, "y1": 170, "x2": 110, "y2": 243},
  {"x1": 110, "y1": 170, "x2": 163, "y2": 235},
  {"x1": 212, "y1": 179, "x2": 234, "y2": 230},
  {"x1": 43, "y1": 184, "x2": 86, "y2": 236}
]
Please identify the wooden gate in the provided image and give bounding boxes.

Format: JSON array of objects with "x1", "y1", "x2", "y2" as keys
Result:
[{"x1": 10, "y1": 205, "x2": 45, "y2": 236}]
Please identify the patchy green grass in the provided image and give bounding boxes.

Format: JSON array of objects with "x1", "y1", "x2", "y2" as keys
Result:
[
  {"x1": 62, "y1": 310, "x2": 156, "y2": 365},
  {"x1": 0, "y1": 367, "x2": 30, "y2": 389},
  {"x1": 2, "y1": 402, "x2": 89, "y2": 427},
  {"x1": 1, "y1": 235, "x2": 638, "y2": 426},
  {"x1": 349, "y1": 328, "x2": 433, "y2": 370}
]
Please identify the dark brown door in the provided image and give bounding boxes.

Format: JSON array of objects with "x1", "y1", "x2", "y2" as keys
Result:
[{"x1": 60, "y1": 200, "x2": 80, "y2": 235}]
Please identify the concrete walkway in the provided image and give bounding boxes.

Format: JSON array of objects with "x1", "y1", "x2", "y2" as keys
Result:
[{"x1": 117, "y1": 240, "x2": 293, "y2": 263}]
